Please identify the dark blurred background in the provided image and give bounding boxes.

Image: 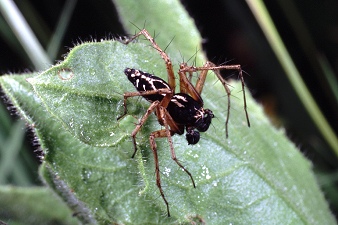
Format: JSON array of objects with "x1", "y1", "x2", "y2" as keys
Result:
[{"x1": 1, "y1": 0, "x2": 337, "y2": 218}]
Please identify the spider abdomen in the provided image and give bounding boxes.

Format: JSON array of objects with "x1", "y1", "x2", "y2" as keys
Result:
[{"x1": 124, "y1": 68, "x2": 171, "y2": 102}]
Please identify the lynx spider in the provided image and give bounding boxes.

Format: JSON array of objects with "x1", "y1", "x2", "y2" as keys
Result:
[{"x1": 118, "y1": 29, "x2": 250, "y2": 216}]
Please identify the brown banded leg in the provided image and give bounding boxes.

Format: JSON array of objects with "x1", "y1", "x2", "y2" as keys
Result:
[
  {"x1": 127, "y1": 100, "x2": 160, "y2": 158},
  {"x1": 149, "y1": 129, "x2": 171, "y2": 217},
  {"x1": 179, "y1": 61, "x2": 250, "y2": 138},
  {"x1": 149, "y1": 106, "x2": 196, "y2": 217},
  {"x1": 123, "y1": 29, "x2": 176, "y2": 90},
  {"x1": 191, "y1": 61, "x2": 250, "y2": 129},
  {"x1": 158, "y1": 106, "x2": 196, "y2": 189},
  {"x1": 149, "y1": 128, "x2": 194, "y2": 217},
  {"x1": 116, "y1": 89, "x2": 172, "y2": 121},
  {"x1": 178, "y1": 63, "x2": 203, "y2": 104}
]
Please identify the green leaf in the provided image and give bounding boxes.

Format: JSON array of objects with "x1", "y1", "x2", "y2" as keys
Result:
[
  {"x1": 1, "y1": 37, "x2": 335, "y2": 224},
  {"x1": 0, "y1": 186, "x2": 78, "y2": 225}
]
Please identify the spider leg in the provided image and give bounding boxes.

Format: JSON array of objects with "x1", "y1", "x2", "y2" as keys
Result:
[
  {"x1": 178, "y1": 63, "x2": 203, "y2": 104},
  {"x1": 149, "y1": 128, "x2": 171, "y2": 217},
  {"x1": 116, "y1": 88, "x2": 172, "y2": 120},
  {"x1": 119, "y1": 99, "x2": 175, "y2": 158},
  {"x1": 179, "y1": 61, "x2": 250, "y2": 138},
  {"x1": 150, "y1": 106, "x2": 196, "y2": 217},
  {"x1": 129, "y1": 100, "x2": 161, "y2": 158},
  {"x1": 123, "y1": 29, "x2": 176, "y2": 91},
  {"x1": 158, "y1": 106, "x2": 196, "y2": 188}
]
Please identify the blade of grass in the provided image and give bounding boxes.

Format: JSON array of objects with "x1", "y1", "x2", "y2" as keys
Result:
[
  {"x1": 246, "y1": 0, "x2": 338, "y2": 156},
  {"x1": 317, "y1": 54, "x2": 338, "y2": 101},
  {"x1": 0, "y1": 0, "x2": 51, "y2": 70},
  {"x1": 275, "y1": 0, "x2": 338, "y2": 125},
  {"x1": 47, "y1": 0, "x2": 77, "y2": 60},
  {"x1": 0, "y1": 120, "x2": 25, "y2": 184}
]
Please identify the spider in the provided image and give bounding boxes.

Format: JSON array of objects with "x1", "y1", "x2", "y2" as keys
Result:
[{"x1": 117, "y1": 29, "x2": 250, "y2": 217}]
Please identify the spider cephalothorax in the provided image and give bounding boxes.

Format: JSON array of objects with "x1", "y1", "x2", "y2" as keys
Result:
[{"x1": 118, "y1": 29, "x2": 250, "y2": 217}]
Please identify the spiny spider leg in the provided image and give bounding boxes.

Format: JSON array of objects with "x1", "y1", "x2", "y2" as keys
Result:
[
  {"x1": 116, "y1": 88, "x2": 178, "y2": 157},
  {"x1": 123, "y1": 29, "x2": 176, "y2": 90},
  {"x1": 161, "y1": 109, "x2": 196, "y2": 189},
  {"x1": 117, "y1": 88, "x2": 172, "y2": 121},
  {"x1": 150, "y1": 106, "x2": 196, "y2": 217},
  {"x1": 129, "y1": 100, "x2": 160, "y2": 158},
  {"x1": 179, "y1": 61, "x2": 250, "y2": 138},
  {"x1": 177, "y1": 63, "x2": 203, "y2": 104},
  {"x1": 149, "y1": 128, "x2": 170, "y2": 217}
]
